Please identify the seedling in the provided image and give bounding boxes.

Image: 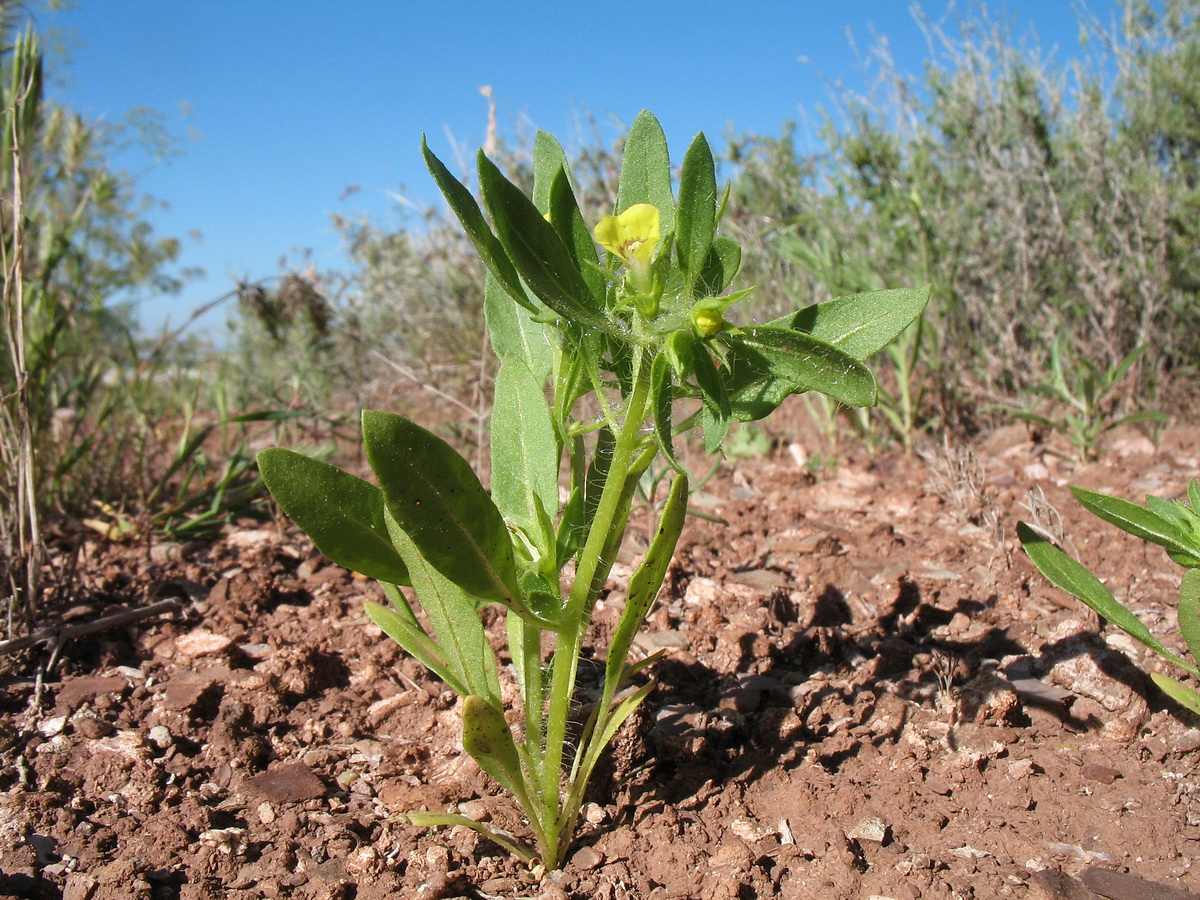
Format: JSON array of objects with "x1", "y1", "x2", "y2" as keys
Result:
[
  {"x1": 1020, "y1": 480, "x2": 1200, "y2": 716},
  {"x1": 258, "y1": 111, "x2": 927, "y2": 870}
]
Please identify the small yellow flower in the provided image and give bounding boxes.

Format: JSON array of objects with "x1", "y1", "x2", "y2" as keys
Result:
[
  {"x1": 690, "y1": 302, "x2": 727, "y2": 338},
  {"x1": 595, "y1": 203, "x2": 660, "y2": 265},
  {"x1": 595, "y1": 203, "x2": 660, "y2": 294}
]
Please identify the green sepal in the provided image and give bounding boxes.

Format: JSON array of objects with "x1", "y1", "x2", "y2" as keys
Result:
[
  {"x1": 675, "y1": 132, "x2": 716, "y2": 287},
  {"x1": 422, "y1": 136, "x2": 534, "y2": 313},
  {"x1": 1017, "y1": 522, "x2": 1197, "y2": 674},
  {"x1": 362, "y1": 410, "x2": 520, "y2": 605},
  {"x1": 477, "y1": 151, "x2": 609, "y2": 332},
  {"x1": 617, "y1": 110, "x2": 675, "y2": 237},
  {"x1": 256, "y1": 448, "x2": 411, "y2": 586}
]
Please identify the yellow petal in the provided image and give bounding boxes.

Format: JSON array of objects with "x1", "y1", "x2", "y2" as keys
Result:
[{"x1": 595, "y1": 203, "x2": 661, "y2": 264}]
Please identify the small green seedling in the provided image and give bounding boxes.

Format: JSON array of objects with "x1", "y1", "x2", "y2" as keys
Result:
[
  {"x1": 1020, "y1": 480, "x2": 1200, "y2": 716},
  {"x1": 258, "y1": 111, "x2": 927, "y2": 871},
  {"x1": 1007, "y1": 338, "x2": 1166, "y2": 462}
]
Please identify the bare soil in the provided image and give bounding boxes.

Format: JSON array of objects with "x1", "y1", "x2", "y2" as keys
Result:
[{"x1": 4, "y1": 417, "x2": 1200, "y2": 900}]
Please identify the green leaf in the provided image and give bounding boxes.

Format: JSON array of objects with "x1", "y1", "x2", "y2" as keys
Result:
[
  {"x1": 404, "y1": 812, "x2": 537, "y2": 866},
  {"x1": 604, "y1": 476, "x2": 688, "y2": 693},
  {"x1": 384, "y1": 510, "x2": 503, "y2": 703},
  {"x1": 1150, "y1": 672, "x2": 1200, "y2": 717},
  {"x1": 462, "y1": 696, "x2": 527, "y2": 800},
  {"x1": 422, "y1": 136, "x2": 534, "y2": 313},
  {"x1": 692, "y1": 346, "x2": 730, "y2": 453},
  {"x1": 594, "y1": 680, "x2": 655, "y2": 757},
  {"x1": 675, "y1": 132, "x2": 716, "y2": 286},
  {"x1": 1072, "y1": 485, "x2": 1200, "y2": 566},
  {"x1": 477, "y1": 151, "x2": 609, "y2": 331},
  {"x1": 490, "y1": 362, "x2": 560, "y2": 548},
  {"x1": 698, "y1": 237, "x2": 742, "y2": 296},
  {"x1": 485, "y1": 274, "x2": 553, "y2": 378},
  {"x1": 785, "y1": 287, "x2": 931, "y2": 361},
  {"x1": 724, "y1": 325, "x2": 877, "y2": 408},
  {"x1": 257, "y1": 448, "x2": 410, "y2": 586},
  {"x1": 617, "y1": 110, "x2": 674, "y2": 236},
  {"x1": 555, "y1": 485, "x2": 584, "y2": 570},
  {"x1": 584, "y1": 426, "x2": 615, "y2": 528},
  {"x1": 548, "y1": 168, "x2": 607, "y2": 306},
  {"x1": 1180, "y1": 569, "x2": 1200, "y2": 666},
  {"x1": 650, "y1": 352, "x2": 680, "y2": 470},
  {"x1": 362, "y1": 410, "x2": 519, "y2": 604},
  {"x1": 364, "y1": 600, "x2": 462, "y2": 695},
  {"x1": 533, "y1": 130, "x2": 572, "y2": 213},
  {"x1": 1017, "y1": 522, "x2": 1188, "y2": 666}
]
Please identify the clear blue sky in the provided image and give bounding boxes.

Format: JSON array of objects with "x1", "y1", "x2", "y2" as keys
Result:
[{"x1": 41, "y1": 1, "x2": 1118, "y2": 333}]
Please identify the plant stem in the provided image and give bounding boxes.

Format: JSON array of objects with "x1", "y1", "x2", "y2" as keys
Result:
[{"x1": 539, "y1": 348, "x2": 652, "y2": 866}]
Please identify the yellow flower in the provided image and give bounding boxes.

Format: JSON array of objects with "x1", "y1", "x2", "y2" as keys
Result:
[{"x1": 595, "y1": 203, "x2": 660, "y2": 294}]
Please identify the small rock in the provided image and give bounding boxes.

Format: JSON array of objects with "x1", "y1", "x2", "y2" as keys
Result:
[
  {"x1": 847, "y1": 816, "x2": 890, "y2": 844},
  {"x1": 1081, "y1": 763, "x2": 1122, "y2": 785},
  {"x1": 1008, "y1": 759, "x2": 1037, "y2": 780},
  {"x1": 459, "y1": 798, "x2": 490, "y2": 821},
  {"x1": 1108, "y1": 433, "x2": 1157, "y2": 457},
  {"x1": 73, "y1": 716, "x2": 115, "y2": 739},
  {"x1": 582, "y1": 803, "x2": 608, "y2": 826},
  {"x1": 38, "y1": 716, "x2": 67, "y2": 738},
  {"x1": 241, "y1": 762, "x2": 326, "y2": 804},
  {"x1": 147, "y1": 725, "x2": 172, "y2": 749},
  {"x1": 635, "y1": 629, "x2": 688, "y2": 652},
  {"x1": 199, "y1": 827, "x2": 248, "y2": 856},
  {"x1": 729, "y1": 818, "x2": 771, "y2": 842},
  {"x1": 570, "y1": 845, "x2": 603, "y2": 871},
  {"x1": 1024, "y1": 462, "x2": 1050, "y2": 480},
  {"x1": 1081, "y1": 865, "x2": 1200, "y2": 900},
  {"x1": 175, "y1": 629, "x2": 234, "y2": 658},
  {"x1": 684, "y1": 577, "x2": 719, "y2": 605},
  {"x1": 924, "y1": 776, "x2": 953, "y2": 796},
  {"x1": 56, "y1": 676, "x2": 128, "y2": 708},
  {"x1": 1173, "y1": 730, "x2": 1200, "y2": 754}
]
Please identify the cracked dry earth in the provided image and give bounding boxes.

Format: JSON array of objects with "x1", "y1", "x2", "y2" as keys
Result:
[{"x1": 4, "y1": 420, "x2": 1200, "y2": 900}]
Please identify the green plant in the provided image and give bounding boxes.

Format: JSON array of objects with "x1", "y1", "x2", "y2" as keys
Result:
[
  {"x1": 258, "y1": 111, "x2": 927, "y2": 871},
  {"x1": 0, "y1": 18, "x2": 189, "y2": 635},
  {"x1": 1005, "y1": 338, "x2": 1167, "y2": 462},
  {"x1": 1019, "y1": 480, "x2": 1200, "y2": 716}
]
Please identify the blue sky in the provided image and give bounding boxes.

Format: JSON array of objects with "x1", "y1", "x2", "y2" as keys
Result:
[{"x1": 41, "y1": 1, "x2": 1118, "y2": 333}]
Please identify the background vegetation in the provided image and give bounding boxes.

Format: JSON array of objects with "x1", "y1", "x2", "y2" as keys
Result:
[{"x1": 5, "y1": 0, "x2": 1200, "y2": 634}]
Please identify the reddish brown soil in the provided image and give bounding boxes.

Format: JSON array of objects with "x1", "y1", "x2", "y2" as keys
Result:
[{"x1": 4, "y1": 419, "x2": 1200, "y2": 900}]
